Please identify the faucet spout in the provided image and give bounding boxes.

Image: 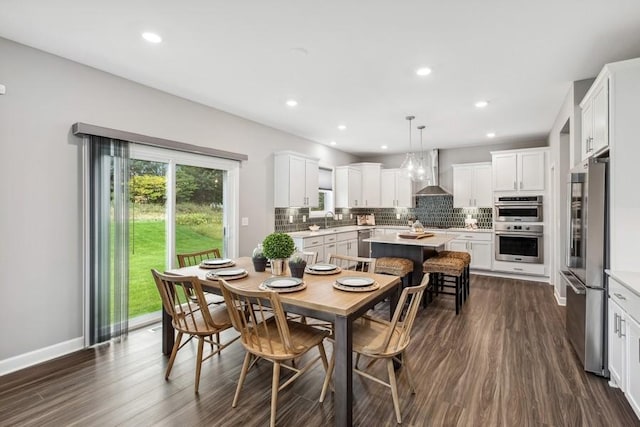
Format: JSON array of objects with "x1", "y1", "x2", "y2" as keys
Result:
[{"x1": 324, "y1": 211, "x2": 335, "y2": 229}]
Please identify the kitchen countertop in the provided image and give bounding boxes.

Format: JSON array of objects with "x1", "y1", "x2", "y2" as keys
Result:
[
  {"x1": 606, "y1": 270, "x2": 640, "y2": 297},
  {"x1": 364, "y1": 233, "x2": 455, "y2": 248},
  {"x1": 288, "y1": 225, "x2": 492, "y2": 238}
]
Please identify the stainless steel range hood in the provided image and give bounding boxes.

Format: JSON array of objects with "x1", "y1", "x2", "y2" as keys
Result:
[{"x1": 415, "y1": 149, "x2": 450, "y2": 196}]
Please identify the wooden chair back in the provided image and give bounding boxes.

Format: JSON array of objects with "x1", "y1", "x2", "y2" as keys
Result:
[
  {"x1": 302, "y1": 251, "x2": 318, "y2": 264},
  {"x1": 219, "y1": 279, "x2": 304, "y2": 358},
  {"x1": 177, "y1": 248, "x2": 222, "y2": 268},
  {"x1": 151, "y1": 269, "x2": 222, "y2": 335},
  {"x1": 327, "y1": 253, "x2": 377, "y2": 272},
  {"x1": 378, "y1": 275, "x2": 429, "y2": 355}
]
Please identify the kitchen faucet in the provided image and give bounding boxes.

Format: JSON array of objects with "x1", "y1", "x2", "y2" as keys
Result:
[{"x1": 324, "y1": 211, "x2": 335, "y2": 229}]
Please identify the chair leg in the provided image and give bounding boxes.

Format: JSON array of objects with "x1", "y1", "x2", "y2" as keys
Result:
[
  {"x1": 270, "y1": 362, "x2": 281, "y2": 427},
  {"x1": 233, "y1": 352, "x2": 252, "y2": 407},
  {"x1": 320, "y1": 348, "x2": 335, "y2": 403},
  {"x1": 194, "y1": 336, "x2": 205, "y2": 393},
  {"x1": 386, "y1": 358, "x2": 402, "y2": 424},
  {"x1": 402, "y1": 354, "x2": 416, "y2": 394},
  {"x1": 318, "y1": 343, "x2": 329, "y2": 372},
  {"x1": 165, "y1": 331, "x2": 183, "y2": 379}
]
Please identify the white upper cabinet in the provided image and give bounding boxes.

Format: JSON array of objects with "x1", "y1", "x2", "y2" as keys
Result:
[
  {"x1": 581, "y1": 73, "x2": 609, "y2": 161},
  {"x1": 492, "y1": 148, "x2": 546, "y2": 192},
  {"x1": 336, "y1": 163, "x2": 381, "y2": 208},
  {"x1": 358, "y1": 163, "x2": 381, "y2": 207},
  {"x1": 335, "y1": 165, "x2": 362, "y2": 207},
  {"x1": 452, "y1": 162, "x2": 492, "y2": 207},
  {"x1": 381, "y1": 168, "x2": 413, "y2": 207},
  {"x1": 273, "y1": 152, "x2": 319, "y2": 207}
]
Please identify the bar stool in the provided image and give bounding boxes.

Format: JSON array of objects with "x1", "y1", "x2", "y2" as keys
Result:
[
  {"x1": 437, "y1": 251, "x2": 471, "y2": 301},
  {"x1": 422, "y1": 255, "x2": 465, "y2": 315},
  {"x1": 375, "y1": 257, "x2": 414, "y2": 288}
]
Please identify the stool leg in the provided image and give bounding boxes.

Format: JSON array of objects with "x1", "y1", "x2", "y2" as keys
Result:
[
  {"x1": 455, "y1": 275, "x2": 461, "y2": 315},
  {"x1": 465, "y1": 266, "x2": 470, "y2": 298}
]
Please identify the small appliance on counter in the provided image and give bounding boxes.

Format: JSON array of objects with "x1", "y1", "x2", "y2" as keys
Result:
[
  {"x1": 357, "y1": 214, "x2": 376, "y2": 225},
  {"x1": 464, "y1": 214, "x2": 478, "y2": 229}
]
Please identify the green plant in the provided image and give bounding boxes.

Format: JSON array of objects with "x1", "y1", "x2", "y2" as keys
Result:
[
  {"x1": 288, "y1": 249, "x2": 306, "y2": 265},
  {"x1": 262, "y1": 232, "x2": 295, "y2": 259}
]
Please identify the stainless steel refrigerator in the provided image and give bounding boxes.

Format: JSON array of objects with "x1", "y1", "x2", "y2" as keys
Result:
[{"x1": 561, "y1": 156, "x2": 609, "y2": 376}]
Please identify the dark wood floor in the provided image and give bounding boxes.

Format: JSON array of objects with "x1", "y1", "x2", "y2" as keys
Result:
[{"x1": 2, "y1": 275, "x2": 639, "y2": 426}]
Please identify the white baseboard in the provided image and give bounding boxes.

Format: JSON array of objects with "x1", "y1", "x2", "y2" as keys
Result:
[
  {"x1": 472, "y1": 269, "x2": 550, "y2": 284},
  {"x1": 0, "y1": 337, "x2": 84, "y2": 377},
  {"x1": 554, "y1": 288, "x2": 566, "y2": 306}
]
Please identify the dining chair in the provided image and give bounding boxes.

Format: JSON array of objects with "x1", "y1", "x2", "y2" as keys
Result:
[
  {"x1": 151, "y1": 269, "x2": 239, "y2": 393},
  {"x1": 176, "y1": 247, "x2": 222, "y2": 268},
  {"x1": 176, "y1": 248, "x2": 226, "y2": 306},
  {"x1": 302, "y1": 250, "x2": 318, "y2": 264},
  {"x1": 327, "y1": 253, "x2": 377, "y2": 272},
  {"x1": 320, "y1": 274, "x2": 429, "y2": 424},
  {"x1": 219, "y1": 279, "x2": 330, "y2": 427}
]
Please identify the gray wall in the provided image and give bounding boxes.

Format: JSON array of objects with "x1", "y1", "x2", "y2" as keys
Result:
[
  {"x1": 0, "y1": 37, "x2": 357, "y2": 362},
  {"x1": 361, "y1": 139, "x2": 547, "y2": 192}
]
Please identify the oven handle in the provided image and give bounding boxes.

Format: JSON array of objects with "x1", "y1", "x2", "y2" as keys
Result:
[
  {"x1": 494, "y1": 202, "x2": 543, "y2": 207},
  {"x1": 560, "y1": 271, "x2": 586, "y2": 295},
  {"x1": 495, "y1": 231, "x2": 543, "y2": 237}
]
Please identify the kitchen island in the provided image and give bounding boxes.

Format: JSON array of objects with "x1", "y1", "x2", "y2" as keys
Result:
[{"x1": 364, "y1": 232, "x2": 457, "y2": 285}]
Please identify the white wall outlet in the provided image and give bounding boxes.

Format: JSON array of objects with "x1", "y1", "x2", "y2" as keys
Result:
[
  {"x1": 396, "y1": 213, "x2": 401, "y2": 219},
  {"x1": 349, "y1": 213, "x2": 353, "y2": 219},
  {"x1": 241, "y1": 217, "x2": 249, "y2": 226},
  {"x1": 338, "y1": 214, "x2": 343, "y2": 220},
  {"x1": 289, "y1": 215, "x2": 293, "y2": 223},
  {"x1": 302, "y1": 215, "x2": 307, "y2": 222},
  {"x1": 0, "y1": 84, "x2": 5, "y2": 95}
]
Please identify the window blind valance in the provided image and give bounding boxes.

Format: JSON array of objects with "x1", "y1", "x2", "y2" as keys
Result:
[{"x1": 72, "y1": 122, "x2": 248, "y2": 162}]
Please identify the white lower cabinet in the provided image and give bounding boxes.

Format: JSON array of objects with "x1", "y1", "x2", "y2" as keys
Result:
[
  {"x1": 609, "y1": 297, "x2": 626, "y2": 390},
  {"x1": 607, "y1": 274, "x2": 640, "y2": 419},
  {"x1": 292, "y1": 235, "x2": 325, "y2": 264},
  {"x1": 446, "y1": 231, "x2": 493, "y2": 270},
  {"x1": 627, "y1": 314, "x2": 640, "y2": 418}
]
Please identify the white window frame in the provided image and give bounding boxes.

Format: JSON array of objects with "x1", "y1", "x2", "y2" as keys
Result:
[{"x1": 309, "y1": 166, "x2": 335, "y2": 218}]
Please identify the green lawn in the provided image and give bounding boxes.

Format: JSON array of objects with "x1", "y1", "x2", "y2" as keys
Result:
[{"x1": 128, "y1": 214, "x2": 223, "y2": 319}]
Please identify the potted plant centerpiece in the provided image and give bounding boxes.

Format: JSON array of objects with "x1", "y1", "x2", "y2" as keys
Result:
[
  {"x1": 251, "y1": 243, "x2": 268, "y2": 272},
  {"x1": 262, "y1": 232, "x2": 295, "y2": 276},
  {"x1": 288, "y1": 249, "x2": 307, "y2": 279}
]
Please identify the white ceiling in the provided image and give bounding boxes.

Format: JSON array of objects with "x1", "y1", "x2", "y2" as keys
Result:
[{"x1": 2, "y1": 1, "x2": 640, "y2": 156}]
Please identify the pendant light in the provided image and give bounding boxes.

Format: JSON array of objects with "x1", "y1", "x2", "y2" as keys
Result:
[
  {"x1": 415, "y1": 125, "x2": 426, "y2": 182},
  {"x1": 399, "y1": 115, "x2": 417, "y2": 178}
]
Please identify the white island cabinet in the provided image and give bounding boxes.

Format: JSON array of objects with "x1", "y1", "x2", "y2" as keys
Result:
[
  {"x1": 274, "y1": 151, "x2": 319, "y2": 208},
  {"x1": 606, "y1": 270, "x2": 640, "y2": 420}
]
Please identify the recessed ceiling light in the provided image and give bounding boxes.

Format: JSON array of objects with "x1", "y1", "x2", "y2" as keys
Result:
[
  {"x1": 285, "y1": 99, "x2": 298, "y2": 107},
  {"x1": 381, "y1": 145, "x2": 388, "y2": 150},
  {"x1": 475, "y1": 100, "x2": 489, "y2": 108},
  {"x1": 486, "y1": 132, "x2": 496, "y2": 138},
  {"x1": 416, "y1": 67, "x2": 432, "y2": 76},
  {"x1": 142, "y1": 32, "x2": 162, "y2": 44},
  {"x1": 330, "y1": 141, "x2": 337, "y2": 146},
  {"x1": 338, "y1": 125, "x2": 347, "y2": 130}
]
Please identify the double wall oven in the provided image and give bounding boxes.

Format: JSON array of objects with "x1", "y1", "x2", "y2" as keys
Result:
[{"x1": 494, "y1": 195, "x2": 544, "y2": 264}]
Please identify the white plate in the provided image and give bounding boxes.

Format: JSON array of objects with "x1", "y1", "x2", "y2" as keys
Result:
[
  {"x1": 203, "y1": 258, "x2": 233, "y2": 265},
  {"x1": 262, "y1": 277, "x2": 303, "y2": 288},
  {"x1": 310, "y1": 263, "x2": 338, "y2": 271},
  {"x1": 336, "y1": 276, "x2": 375, "y2": 287},
  {"x1": 214, "y1": 268, "x2": 247, "y2": 276}
]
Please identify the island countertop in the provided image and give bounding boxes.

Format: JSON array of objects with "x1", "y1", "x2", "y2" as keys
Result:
[{"x1": 364, "y1": 232, "x2": 456, "y2": 249}]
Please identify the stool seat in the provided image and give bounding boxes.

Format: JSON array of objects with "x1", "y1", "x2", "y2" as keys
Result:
[
  {"x1": 375, "y1": 257, "x2": 414, "y2": 277},
  {"x1": 438, "y1": 250, "x2": 471, "y2": 265},
  {"x1": 422, "y1": 256, "x2": 464, "y2": 276}
]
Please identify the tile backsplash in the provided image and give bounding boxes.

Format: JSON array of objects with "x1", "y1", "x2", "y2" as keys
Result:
[{"x1": 274, "y1": 195, "x2": 492, "y2": 232}]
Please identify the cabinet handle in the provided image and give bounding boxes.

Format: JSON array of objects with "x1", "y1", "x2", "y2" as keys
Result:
[
  {"x1": 519, "y1": 181, "x2": 523, "y2": 190},
  {"x1": 473, "y1": 199, "x2": 477, "y2": 206},
  {"x1": 614, "y1": 313, "x2": 619, "y2": 334},
  {"x1": 469, "y1": 198, "x2": 472, "y2": 206},
  {"x1": 614, "y1": 292, "x2": 627, "y2": 300},
  {"x1": 513, "y1": 268, "x2": 523, "y2": 271},
  {"x1": 620, "y1": 318, "x2": 626, "y2": 338},
  {"x1": 513, "y1": 181, "x2": 517, "y2": 190}
]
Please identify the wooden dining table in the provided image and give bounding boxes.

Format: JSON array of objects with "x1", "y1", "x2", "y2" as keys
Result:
[{"x1": 164, "y1": 257, "x2": 401, "y2": 427}]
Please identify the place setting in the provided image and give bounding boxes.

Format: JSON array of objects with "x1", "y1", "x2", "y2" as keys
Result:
[
  {"x1": 304, "y1": 262, "x2": 342, "y2": 275},
  {"x1": 205, "y1": 267, "x2": 248, "y2": 281},
  {"x1": 333, "y1": 276, "x2": 380, "y2": 292},
  {"x1": 259, "y1": 277, "x2": 307, "y2": 293},
  {"x1": 199, "y1": 258, "x2": 235, "y2": 269}
]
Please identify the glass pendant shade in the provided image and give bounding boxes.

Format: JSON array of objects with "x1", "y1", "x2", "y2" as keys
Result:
[{"x1": 402, "y1": 115, "x2": 416, "y2": 178}]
